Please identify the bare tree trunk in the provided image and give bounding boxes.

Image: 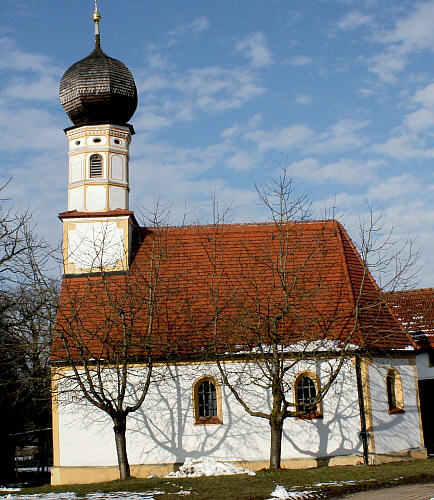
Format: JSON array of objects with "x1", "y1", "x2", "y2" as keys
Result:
[
  {"x1": 269, "y1": 418, "x2": 283, "y2": 469},
  {"x1": 113, "y1": 416, "x2": 130, "y2": 480}
]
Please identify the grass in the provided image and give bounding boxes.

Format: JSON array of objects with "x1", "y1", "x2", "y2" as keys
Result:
[{"x1": 2, "y1": 458, "x2": 434, "y2": 499}]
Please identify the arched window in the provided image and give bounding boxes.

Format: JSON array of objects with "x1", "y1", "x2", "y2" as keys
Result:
[
  {"x1": 193, "y1": 377, "x2": 222, "y2": 425},
  {"x1": 386, "y1": 368, "x2": 404, "y2": 414},
  {"x1": 294, "y1": 372, "x2": 322, "y2": 419},
  {"x1": 90, "y1": 154, "x2": 103, "y2": 178}
]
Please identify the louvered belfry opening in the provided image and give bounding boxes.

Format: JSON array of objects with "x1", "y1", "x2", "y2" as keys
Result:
[{"x1": 90, "y1": 154, "x2": 103, "y2": 178}]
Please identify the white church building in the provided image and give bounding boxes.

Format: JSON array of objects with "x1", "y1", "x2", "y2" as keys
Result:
[{"x1": 50, "y1": 5, "x2": 427, "y2": 486}]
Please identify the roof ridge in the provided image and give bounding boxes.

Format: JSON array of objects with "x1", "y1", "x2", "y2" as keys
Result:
[
  {"x1": 386, "y1": 288, "x2": 434, "y2": 294},
  {"x1": 149, "y1": 219, "x2": 338, "y2": 231}
]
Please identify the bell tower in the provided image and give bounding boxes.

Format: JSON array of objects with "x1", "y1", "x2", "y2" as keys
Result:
[{"x1": 59, "y1": 2, "x2": 138, "y2": 275}]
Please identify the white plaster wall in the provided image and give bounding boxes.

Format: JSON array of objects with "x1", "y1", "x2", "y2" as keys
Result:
[
  {"x1": 109, "y1": 137, "x2": 126, "y2": 148},
  {"x1": 109, "y1": 186, "x2": 126, "y2": 210},
  {"x1": 369, "y1": 358, "x2": 422, "y2": 454},
  {"x1": 86, "y1": 185, "x2": 106, "y2": 212},
  {"x1": 69, "y1": 157, "x2": 82, "y2": 183},
  {"x1": 68, "y1": 187, "x2": 84, "y2": 212},
  {"x1": 87, "y1": 135, "x2": 107, "y2": 146},
  {"x1": 67, "y1": 220, "x2": 124, "y2": 270},
  {"x1": 111, "y1": 155, "x2": 124, "y2": 181},
  {"x1": 416, "y1": 352, "x2": 434, "y2": 380},
  {"x1": 57, "y1": 359, "x2": 364, "y2": 467}
]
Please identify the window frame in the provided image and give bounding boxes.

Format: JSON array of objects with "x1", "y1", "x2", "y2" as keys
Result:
[
  {"x1": 386, "y1": 368, "x2": 405, "y2": 414},
  {"x1": 294, "y1": 371, "x2": 323, "y2": 419},
  {"x1": 192, "y1": 376, "x2": 223, "y2": 425}
]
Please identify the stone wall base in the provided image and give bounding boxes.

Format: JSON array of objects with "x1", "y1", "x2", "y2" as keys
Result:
[
  {"x1": 51, "y1": 448, "x2": 428, "y2": 485},
  {"x1": 369, "y1": 447, "x2": 427, "y2": 465}
]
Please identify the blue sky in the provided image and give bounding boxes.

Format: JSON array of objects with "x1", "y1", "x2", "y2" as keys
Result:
[{"x1": 0, "y1": 0, "x2": 433, "y2": 286}]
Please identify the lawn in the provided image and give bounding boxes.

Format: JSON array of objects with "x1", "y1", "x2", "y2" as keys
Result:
[{"x1": 1, "y1": 459, "x2": 434, "y2": 499}]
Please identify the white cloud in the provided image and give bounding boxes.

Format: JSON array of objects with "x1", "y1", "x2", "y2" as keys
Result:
[
  {"x1": 368, "y1": 49, "x2": 407, "y2": 83},
  {"x1": 414, "y1": 82, "x2": 434, "y2": 108},
  {"x1": 136, "y1": 64, "x2": 265, "y2": 124},
  {"x1": 220, "y1": 124, "x2": 240, "y2": 139},
  {"x1": 147, "y1": 53, "x2": 172, "y2": 71},
  {"x1": 220, "y1": 115, "x2": 262, "y2": 141},
  {"x1": 400, "y1": 82, "x2": 434, "y2": 133},
  {"x1": 381, "y1": 1, "x2": 434, "y2": 52},
  {"x1": 373, "y1": 134, "x2": 434, "y2": 159},
  {"x1": 247, "y1": 114, "x2": 263, "y2": 129},
  {"x1": 189, "y1": 17, "x2": 211, "y2": 34},
  {"x1": 168, "y1": 16, "x2": 210, "y2": 37},
  {"x1": 0, "y1": 36, "x2": 60, "y2": 75},
  {"x1": 0, "y1": 101, "x2": 63, "y2": 152},
  {"x1": 405, "y1": 108, "x2": 434, "y2": 133},
  {"x1": 0, "y1": 37, "x2": 61, "y2": 104},
  {"x1": 245, "y1": 124, "x2": 313, "y2": 152},
  {"x1": 287, "y1": 56, "x2": 312, "y2": 66},
  {"x1": 379, "y1": 81, "x2": 434, "y2": 148},
  {"x1": 289, "y1": 157, "x2": 379, "y2": 186},
  {"x1": 369, "y1": 1, "x2": 434, "y2": 82},
  {"x1": 309, "y1": 119, "x2": 367, "y2": 154},
  {"x1": 2, "y1": 75, "x2": 59, "y2": 102},
  {"x1": 337, "y1": 11, "x2": 373, "y2": 30},
  {"x1": 295, "y1": 94, "x2": 312, "y2": 105},
  {"x1": 367, "y1": 174, "x2": 420, "y2": 200},
  {"x1": 236, "y1": 33, "x2": 273, "y2": 68},
  {"x1": 225, "y1": 151, "x2": 259, "y2": 172},
  {"x1": 137, "y1": 75, "x2": 170, "y2": 93},
  {"x1": 312, "y1": 192, "x2": 365, "y2": 218},
  {"x1": 133, "y1": 110, "x2": 173, "y2": 131}
]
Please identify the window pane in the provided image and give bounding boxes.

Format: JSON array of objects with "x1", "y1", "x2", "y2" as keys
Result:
[
  {"x1": 198, "y1": 380, "x2": 217, "y2": 417},
  {"x1": 297, "y1": 376, "x2": 317, "y2": 413},
  {"x1": 387, "y1": 373, "x2": 396, "y2": 409}
]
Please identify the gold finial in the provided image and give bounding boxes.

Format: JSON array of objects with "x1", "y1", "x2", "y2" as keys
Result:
[
  {"x1": 93, "y1": 0, "x2": 101, "y2": 37},
  {"x1": 93, "y1": 0, "x2": 101, "y2": 22}
]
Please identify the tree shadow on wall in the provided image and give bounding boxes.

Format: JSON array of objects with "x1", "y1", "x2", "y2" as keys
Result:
[
  {"x1": 127, "y1": 364, "x2": 269, "y2": 465},
  {"x1": 281, "y1": 361, "x2": 364, "y2": 465}
]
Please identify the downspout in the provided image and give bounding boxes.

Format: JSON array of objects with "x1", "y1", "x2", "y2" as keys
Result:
[{"x1": 355, "y1": 354, "x2": 369, "y2": 465}]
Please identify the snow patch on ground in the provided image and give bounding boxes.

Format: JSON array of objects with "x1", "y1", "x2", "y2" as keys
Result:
[
  {"x1": 3, "y1": 492, "x2": 168, "y2": 499},
  {"x1": 268, "y1": 485, "x2": 315, "y2": 499},
  {"x1": 0, "y1": 488, "x2": 21, "y2": 492},
  {"x1": 167, "y1": 457, "x2": 256, "y2": 477}
]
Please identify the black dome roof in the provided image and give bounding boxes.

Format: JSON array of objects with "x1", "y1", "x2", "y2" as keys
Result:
[{"x1": 59, "y1": 36, "x2": 138, "y2": 127}]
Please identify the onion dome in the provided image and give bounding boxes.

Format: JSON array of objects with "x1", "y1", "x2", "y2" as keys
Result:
[{"x1": 59, "y1": 4, "x2": 137, "y2": 127}]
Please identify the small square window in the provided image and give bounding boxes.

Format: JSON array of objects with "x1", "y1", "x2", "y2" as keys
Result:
[{"x1": 428, "y1": 351, "x2": 434, "y2": 367}]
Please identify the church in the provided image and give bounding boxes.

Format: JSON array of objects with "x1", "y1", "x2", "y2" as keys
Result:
[{"x1": 50, "y1": 5, "x2": 427, "y2": 485}]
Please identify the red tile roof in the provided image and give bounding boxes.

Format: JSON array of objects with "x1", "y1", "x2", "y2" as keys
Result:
[
  {"x1": 52, "y1": 220, "x2": 412, "y2": 361},
  {"x1": 384, "y1": 288, "x2": 434, "y2": 348}
]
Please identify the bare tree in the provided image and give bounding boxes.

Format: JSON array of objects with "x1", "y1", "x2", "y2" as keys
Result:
[
  {"x1": 0, "y1": 185, "x2": 59, "y2": 479},
  {"x1": 190, "y1": 171, "x2": 417, "y2": 469},
  {"x1": 52, "y1": 208, "x2": 178, "y2": 480}
]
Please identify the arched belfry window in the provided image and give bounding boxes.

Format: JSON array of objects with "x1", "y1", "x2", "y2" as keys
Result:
[
  {"x1": 193, "y1": 376, "x2": 222, "y2": 425},
  {"x1": 386, "y1": 368, "x2": 404, "y2": 414},
  {"x1": 90, "y1": 154, "x2": 103, "y2": 178},
  {"x1": 294, "y1": 372, "x2": 322, "y2": 419}
]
